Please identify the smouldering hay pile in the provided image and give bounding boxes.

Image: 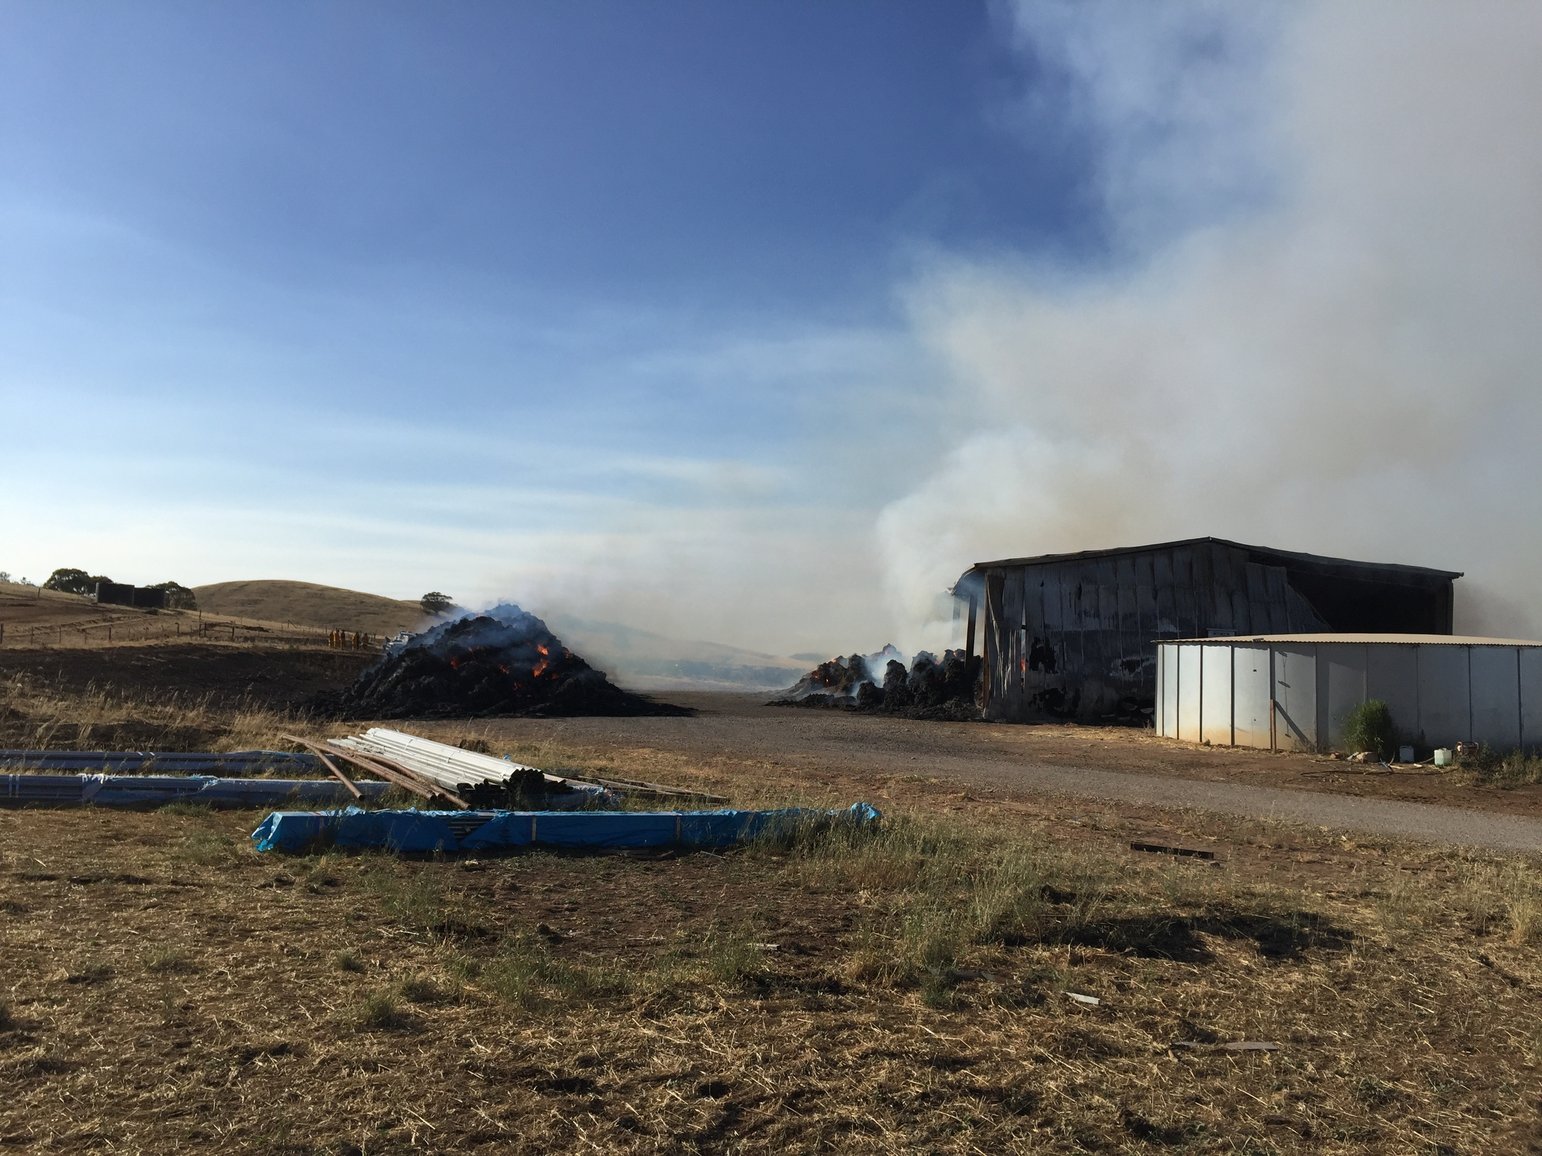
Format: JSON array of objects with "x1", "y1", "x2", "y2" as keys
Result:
[{"x1": 1, "y1": 805, "x2": 1540, "y2": 1153}]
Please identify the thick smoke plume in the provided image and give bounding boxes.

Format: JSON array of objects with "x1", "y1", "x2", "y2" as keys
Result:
[{"x1": 880, "y1": 2, "x2": 1542, "y2": 645}]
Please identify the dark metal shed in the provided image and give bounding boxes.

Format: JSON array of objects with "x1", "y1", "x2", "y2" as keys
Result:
[
  {"x1": 954, "y1": 538, "x2": 1461, "y2": 724},
  {"x1": 94, "y1": 581, "x2": 168, "y2": 610}
]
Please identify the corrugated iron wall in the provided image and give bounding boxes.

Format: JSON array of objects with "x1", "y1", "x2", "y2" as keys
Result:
[
  {"x1": 1158, "y1": 639, "x2": 1542, "y2": 752},
  {"x1": 980, "y1": 541, "x2": 1331, "y2": 723}
]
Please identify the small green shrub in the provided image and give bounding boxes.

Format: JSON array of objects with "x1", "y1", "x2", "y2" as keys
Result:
[
  {"x1": 353, "y1": 990, "x2": 415, "y2": 1032},
  {"x1": 479, "y1": 934, "x2": 625, "y2": 1008},
  {"x1": 1342, "y1": 699, "x2": 1394, "y2": 758}
]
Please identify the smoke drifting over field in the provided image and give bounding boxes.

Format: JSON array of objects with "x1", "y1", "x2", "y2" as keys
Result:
[
  {"x1": 880, "y1": 2, "x2": 1542, "y2": 644},
  {"x1": 484, "y1": 3, "x2": 1542, "y2": 658}
]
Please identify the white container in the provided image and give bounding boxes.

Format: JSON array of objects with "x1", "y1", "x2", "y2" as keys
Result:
[{"x1": 1433, "y1": 748, "x2": 1453, "y2": 767}]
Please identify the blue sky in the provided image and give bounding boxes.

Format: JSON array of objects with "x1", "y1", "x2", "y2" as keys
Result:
[
  {"x1": 7, "y1": 3, "x2": 1538, "y2": 651},
  {"x1": 1, "y1": 0, "x2": 1117, "y2": 649}
]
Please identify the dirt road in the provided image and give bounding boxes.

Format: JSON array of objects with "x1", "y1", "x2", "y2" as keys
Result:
[{"x1": 471, "y1": 693, "x2": 1542, "y2": 853}]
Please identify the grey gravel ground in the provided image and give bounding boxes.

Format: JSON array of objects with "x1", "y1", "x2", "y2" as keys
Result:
[
  {"x1": 912, "y1": 751, "x2": 1542, "y2": 852},
  {"x1": 480, "y1": 693, "x2": 1542, "y2": 853}
]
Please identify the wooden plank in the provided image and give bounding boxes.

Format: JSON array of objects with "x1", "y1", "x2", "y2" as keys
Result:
[
  {"x1": 1191, "y1": 543, "x2": 1223, "y2": 631},
  {"x1": 1153, "y1": 549, "x2": 1179, "y2": 637},
  {"x1": 336, "y1": 748, "x2": 472, "y2": 810},
  {"x1": 1172, "y1": 548, "x2": 1199, "y2": 637},
  {"x1": 1003, "y1": 567, "x2": 1025, "y2": 718},
  {"x1": 1059, "y1": 566, "x2": 1082, "y2": 689},
  {"x1": 1135, "y1": 552, "x2": 1160, "y2": 641},
  {"x1": 1116, "y1": 555, "x2": 1139, "y2": 671},
  {"x1": 284, "y1": 733, "x2": 421, "y2": 798},
  {"x1": 1024, "y1": 571, "x2": 1045, "y2": 647},
  {"x1": 314, "y1": 748, "x2": 362, "y2": 799},
  {"x1": 291, "y1": 735, "x2": 471, "y2": 810},
  {"x1": 1231, "y1": 587, "x2": 1253, "y2": 635},
  {"x1": 983, "y1": 571, "x2": 1005, "y2": 715},
  {"x1": 1093, "y1": 573, "x2": 1125, "y2": 705}
]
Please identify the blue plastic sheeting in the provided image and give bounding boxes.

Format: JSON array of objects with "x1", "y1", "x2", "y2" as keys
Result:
[
  {"x1": 1, "y1": 774, "x2": 390, "y2": 809},
  {"x1": 251, "y1": 802, "x2": 881, "y2": 854},
  {"x1": 0, "y1": 749, "x2": 322, "y2": 774}
]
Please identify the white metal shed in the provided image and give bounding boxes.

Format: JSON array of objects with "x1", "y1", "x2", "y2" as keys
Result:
[{"x1": 1155, "y1": 634, "x2": 1542, "y2": 753}]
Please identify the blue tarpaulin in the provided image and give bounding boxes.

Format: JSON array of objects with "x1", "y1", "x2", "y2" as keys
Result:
[{"x1": 251, "y1": 802, "x2": 880, "y2": 854}]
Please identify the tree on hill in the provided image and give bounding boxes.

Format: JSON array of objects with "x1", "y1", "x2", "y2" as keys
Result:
[
  {"x1": 43, "y1": 567, "x2": 113, "y2": 596},
  {"x1": 420, "y1": 591, "x2": 455, "y2": 616},
  {"x1": 147, "y1": 581, "x2": 198, "y2": 610}
]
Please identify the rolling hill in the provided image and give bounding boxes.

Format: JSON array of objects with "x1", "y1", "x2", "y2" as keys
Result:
[{"x1": 192, "y1": 580, "x2": 425, "y2": 637}]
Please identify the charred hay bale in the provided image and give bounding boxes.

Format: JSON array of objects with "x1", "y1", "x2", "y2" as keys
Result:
[
  {"x1": 881, "y1": 659, "x2": 911, "y2": 712},
  {"x1": 333, "y1": 607, "x2": 690, "y2": 719},
  {"x1": 855, "y1": 680, "x2": 885, "y2": 710},
  {"x1": 778, "y1": 653, "x2": 874, "y2": 701}
]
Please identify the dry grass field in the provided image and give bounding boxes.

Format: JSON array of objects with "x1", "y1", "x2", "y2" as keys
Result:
[
  {"x1": 193, "y1": 580, "x2": 424, "y2": 638},
  {"x1": 0, "y1": 581, "x2": 379, "y2": 653},
  {"x1": 1, "y1": 639, "x2": 1541, "y2": 1152}
]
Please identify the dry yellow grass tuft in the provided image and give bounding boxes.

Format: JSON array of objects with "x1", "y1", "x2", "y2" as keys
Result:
[{"x1": 0, "y1": 670, "x2": 295, "y2": 751}]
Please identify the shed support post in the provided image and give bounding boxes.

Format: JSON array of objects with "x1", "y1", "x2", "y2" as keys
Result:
[{"x1": 1269, "y1": 647, "x2": 1277, "y2": 752}]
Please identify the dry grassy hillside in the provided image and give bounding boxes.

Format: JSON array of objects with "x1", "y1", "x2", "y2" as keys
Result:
[
  {"x1": 193, "y1": 580, "x2": 423, "y2": 636},
  {"x1": 0, "y1": 582, "x2": 131, "y2": 630},
  {"x1": 0, "y1": 582, "x2": 200, "y2": 646}
]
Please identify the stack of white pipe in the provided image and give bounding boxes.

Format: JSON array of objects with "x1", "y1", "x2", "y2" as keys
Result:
[{"x1": 329, "y1": 727, "x2": 595, "y2": 795}]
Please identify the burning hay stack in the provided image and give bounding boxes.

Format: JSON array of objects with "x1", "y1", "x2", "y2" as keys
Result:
[
  {"x1": 773, "y1": 647, "x2": 981, "y2": 720},
  {"x1": 336, "y1": 604, "x2": 691, "y2": 719}
]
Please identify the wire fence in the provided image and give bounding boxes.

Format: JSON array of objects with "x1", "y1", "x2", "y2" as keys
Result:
[{"x1": 0, "y1": 613, "x2": 382, "y2": 651}]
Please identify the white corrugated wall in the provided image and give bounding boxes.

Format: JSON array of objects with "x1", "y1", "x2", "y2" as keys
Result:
[{"x1": 1157, "y1": 640, "x2": 1542, "y2": 753}]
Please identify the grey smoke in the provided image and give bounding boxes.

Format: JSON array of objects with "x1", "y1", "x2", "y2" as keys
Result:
[{"x1": 880, "y1": 1, "x2": 1542, "y2": 645}]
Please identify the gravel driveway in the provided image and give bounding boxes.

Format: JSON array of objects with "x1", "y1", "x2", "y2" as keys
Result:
[{"x1": 483, "y1": 693, "x2": 1542, "y2": 853}]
